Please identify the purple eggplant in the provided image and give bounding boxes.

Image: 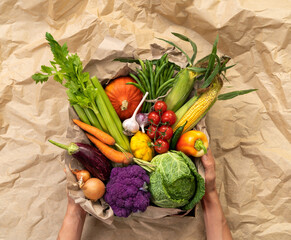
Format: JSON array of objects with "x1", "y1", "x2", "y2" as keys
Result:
[{"x1": 49, "y1": 140, "x2": 111, "y2": 181}]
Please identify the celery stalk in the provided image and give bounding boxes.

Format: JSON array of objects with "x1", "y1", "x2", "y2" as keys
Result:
[
  {"x1": 91, "y1": 77, "x2": 130, "y2": 150},
  {"x1": 72, "y1": 105, "x2": 91, "y2": 125},
  {"x1": 83, "y1": 108, "x2": 103, "y2": 130},
  {"x1": 95, "y1": 89, "x2": 130, "y2": 151},
  {"x1": 66, "y1": 89, "x2": 91, "y2": 125},
  {"x1": 91, "y1": 101, "x2": 108, "y2": 133},
  {"x1": 66, "y1": 89, "x2": 104, "y2": 131}
]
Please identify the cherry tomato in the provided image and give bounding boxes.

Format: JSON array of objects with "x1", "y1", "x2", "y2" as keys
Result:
[
  {"x1": 154, "y1": 101, "x2": 167, "y2": 114},
  {"x1": 148, "y1": 111, "x2": 160, "y2": 125},
  {"x1": 161, "y1": 110, "x2": 177, "y2": 126},
  {"x1": 157, "y1": 125, "x2": 173, "y2": 140},
  {"x1": 147, "y1": 125, "x2": 157, "y2": 140},
  {"x1": 154, "y1": 139, "x2": 169, "y2": 154}
]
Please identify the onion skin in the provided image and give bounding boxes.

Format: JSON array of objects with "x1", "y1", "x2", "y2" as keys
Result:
[
  {"x1": 81, "y1": 178, "x2": 106, "y2": 201},
  {"x1": 71, "y1": 168, "x2": 91, "y2": 183}
]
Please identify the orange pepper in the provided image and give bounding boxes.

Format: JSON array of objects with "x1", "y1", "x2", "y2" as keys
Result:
[{"x1": 176, "y1": 130, "x2": 209, "y2": 157}]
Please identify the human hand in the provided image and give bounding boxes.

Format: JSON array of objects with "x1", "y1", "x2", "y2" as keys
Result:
[
  {"x1": 57, "y1": 194, "x2": 87, "y2": 240},
  {"x1": 66, "y1": 194, "x2": 86, "y2": 217},
  {"x1": 200, "y1": 149, "x2": 233, "y2": 240},
  {"x1": 63, "y1": 167, "x2": 86, "y2": 217},
  {"x1": 201, "y1": 149, "x2": 217, "y2": 196}
]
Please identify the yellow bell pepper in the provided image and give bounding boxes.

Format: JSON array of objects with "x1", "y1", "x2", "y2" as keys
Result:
[{"x1": 130, "y1": 131, "x2": 154, "y2": 162}]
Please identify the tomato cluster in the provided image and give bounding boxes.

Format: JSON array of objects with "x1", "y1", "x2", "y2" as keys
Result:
[{"x1": 146, "y1": 101, "x2": 177, "y2": 154}]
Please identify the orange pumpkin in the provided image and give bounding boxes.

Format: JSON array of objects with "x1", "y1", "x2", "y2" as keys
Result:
[{"x1": 105, "y1": 76, "x2": 143, "y2": 120}]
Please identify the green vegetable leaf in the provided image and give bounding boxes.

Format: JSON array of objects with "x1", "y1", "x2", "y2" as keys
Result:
[
  {"x1": 50, "y1": 61, "x2": 57, "y2": 68},
  {"x1": 74, "y1": 94, "x2": 91, "y2": 108},
  {"x1": 204, "y1": 35, "x2": 219, "y2": 81},
  {"x1": 196, "y1": 54, "x2": 210, "y2": 66},
  {"x1": 46, "y1": 32, "x2": 68, "y2": 66},
  {"x1": 83, "y1": 84, "x2": 97, "y2": 102},
  {"x1": 61, "y1": 42, "x2": 69, "y2": 56},
  {"x1": 33, "y1": 33, "x2": 97, "y2": 109},
  {"x1": 41, "y1": 65, "x2": 53, "y2": 74},
  {"x1": 171, "y1": 32, "x2": 197, "y2": 65},
  {"x1": 113, "y1": 58, "x2": 140, "y2": 64},
  {"x1": 64, "y1": 81, "x2": 79, "y2": 93},
  {"x1": 32, "y1": 73, "x2": 49, "y2": 83},
  {"x1": 53, "y1": 72, "x2": 65, "y2": 84},
  {"x1": 149, "y1": 151, "x2": 205, "y2": 209},
  {"x1": 221, "y1": 72, "x2": 230, "y2": 82},
  {"x1": 218, "y1": 89, "x2": 258, "y2": 100},
  {"x1": 182, "y1": 169, "x2": 205, "y2": 210},
  {"x1": 201, "y1": 64, "x2": 220, "y2": 88},
  {"x1": 187, "y1": 67, "x2": 207, "y2": 73},
  {"x1": 157, "y1": 37, "x2": 192, "y2": 66},
  {"x1": 196, "y1": 74, "x2": 205, "y2": 81},
  {"x1": 32, "y1": 32, "x2": 130, "y2": 150},
  {"x1": 221, "y1": 64, "x2": 236, "y2": 72}
]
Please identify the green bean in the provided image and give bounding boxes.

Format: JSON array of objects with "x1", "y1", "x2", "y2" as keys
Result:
[
  {"x1": 117, "y1": 54, "x2": 178, "y2": 112},
  {"x1": 154, "y1": 65, "x2": 160, "y2": 94},
  {"x1": 161, "y1": 70, "x2": 166, "y2": 85},
  {"x1": 154, "y1": 62, "x2": 167, "y2": 92},
  {"x1": 146, "y1": 60, "x2": 155, "y2": 98},
  {"x1": 160, "y1": 87, "x2": 171, "y2": 97},
  {"x1": 139, "y1": 59, "x2": 146, "y2": 73},
  {"x1": 137, "y1": 69, "x2": 151, "y2": 94},
  {"x1": 166, "y1": 64, "x2": 175, "y2": 81},
  {"x1": 156, "y1": 78, "x2": 176, "y2": 96},
  {"x1": 160, "y1": 53, "x2": 168, "y2": 64},
  {"x1": 155, "y1": 59, "x2": 160, "y2": 68},
  {"x1": 136, "y1": 70, "x2": 148, "y2": 92},
  {"x1": 135, "y1": 72, "x2": 148, "y2": 91},
  {"x1": 144, "y1": 60, "x2": 150, "y2": 79},
  {"x1": 142, "y1": 102, "x2": 147, "y2": 112},
  {"x1": 129, "y1": 73, "x2": 146, "y2": 91},
  {"x1": 161, "y1": 63, "x2": 173, "y2": 85},
  {"x1": 126, "y1": 82, "x2": 146, "y2": 94}
]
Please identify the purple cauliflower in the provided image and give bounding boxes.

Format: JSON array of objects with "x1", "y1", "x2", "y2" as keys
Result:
[{"x1": 104, "y1": 165, "x2": 151, "y2": 217}]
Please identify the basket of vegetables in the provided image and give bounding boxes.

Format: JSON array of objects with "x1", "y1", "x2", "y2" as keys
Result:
[{"x1": 32, "y1": 32, "x2": 256, "y2": 221}]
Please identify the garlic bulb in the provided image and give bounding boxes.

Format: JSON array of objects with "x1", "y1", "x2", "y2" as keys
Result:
[{"x1": 122, "y1": 92, "x2": 149, "y2": 136}]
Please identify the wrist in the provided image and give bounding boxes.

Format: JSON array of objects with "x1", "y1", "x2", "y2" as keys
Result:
[
  {"x1": 203, "y1": 189, "x2": 218, "y2": 203},
  {"x1": 58, "y1": 201, "x2": 87, "y2": 240},
  {"x1": 67, "y1": 202, "x2": 87, "y2": 218}
]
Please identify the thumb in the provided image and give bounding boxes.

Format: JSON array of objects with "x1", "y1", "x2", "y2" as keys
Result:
[{"x1": 201, "y1": 149, "x2": 215, "y2": 169}]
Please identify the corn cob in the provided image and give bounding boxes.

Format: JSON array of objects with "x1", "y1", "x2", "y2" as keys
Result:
[
  {"x1": 173, "y1": 77, "x2": 223, "y2": 133},
  {"x1": 173, "y1": 95, "x2": 199, "y2": 129},
  {"x1": 164, "y1": 69, "x2": 197, "y2": 112}
]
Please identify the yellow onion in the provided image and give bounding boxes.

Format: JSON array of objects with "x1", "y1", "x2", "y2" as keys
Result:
[
  {"x1": 80, "y1": 178, "x2": 105, "y2": 201},
  {"x1": 69, "y1": 164, "x2": 91, "y2": 183}
]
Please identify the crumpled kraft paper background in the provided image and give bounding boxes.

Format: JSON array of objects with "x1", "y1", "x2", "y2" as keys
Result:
[{"x1": 1, "y1": 0, "x2": 291, "y2": 240}]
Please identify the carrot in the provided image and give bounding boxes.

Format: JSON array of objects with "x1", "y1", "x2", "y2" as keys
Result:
[
  {"x1": 86, "y1": 133, "x2": 133, "y2": 164},
  {"x1": 73, "y1": 119, "x2": 115, "y2": 146}
]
